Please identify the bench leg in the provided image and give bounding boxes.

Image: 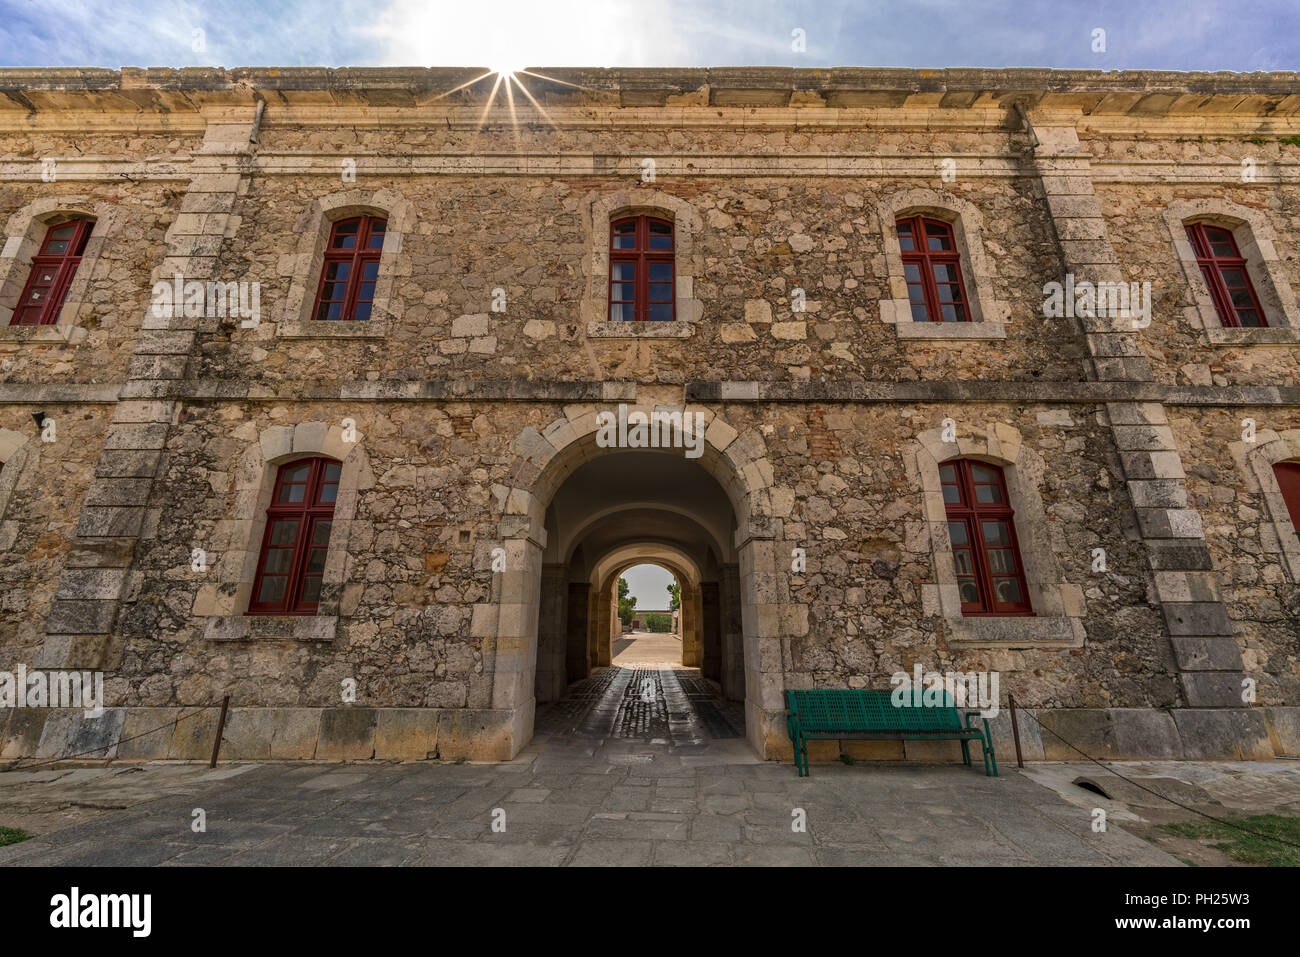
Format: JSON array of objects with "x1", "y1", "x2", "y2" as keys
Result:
[
  {"x1": 960, "y1": 739, "x2": 971, "y2": 766},
  {"x1": 977, "y1": 732, "x2": 997, "y2": 777}
]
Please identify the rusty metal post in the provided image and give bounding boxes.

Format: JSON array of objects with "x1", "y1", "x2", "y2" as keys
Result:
[
  {"x1": 1008, "y1": 692, "x2": 1024, "y2": 769},
  {"x1": 209, "y1": 695, "x2": 230, "y2": 769}
]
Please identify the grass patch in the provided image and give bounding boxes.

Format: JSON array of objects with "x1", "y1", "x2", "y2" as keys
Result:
[
  {"x1": 1158, "y1": 814, "x2": 1300, "y2": 867},
  {"x1": 0, "y1": 826, "x2": 33, "y2": 847}
]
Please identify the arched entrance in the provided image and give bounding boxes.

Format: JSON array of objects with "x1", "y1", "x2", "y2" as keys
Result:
[{"x1": 480, "y1": 406, "x2": 798, "y2": 759}]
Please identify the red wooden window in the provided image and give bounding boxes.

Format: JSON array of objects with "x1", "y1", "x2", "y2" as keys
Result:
[
  {"x1": 941, "y1": 460, "x2": 1033, "y2": 616},
  {"x1": 249, "y1": 458, "x2": 341, "y2": 615},
  {"x1": 897, "y1": 216, "x2": 969, "y2": 322},
  {"x1": 1185, "y1": 223, "x2": 1265, "y2": 328},
  {"x1": 1274, "y1": 463, "x2": 1300, "y2": 537},
  {"x1": 609, "y1": 216, "x2": 674, "y2": 322},
  {"x1": 313, "y1": 216, "x2": 386, "y2": 321},
  {"x1": 11, "y1": 219, "x2": 93, "y2": 326}
]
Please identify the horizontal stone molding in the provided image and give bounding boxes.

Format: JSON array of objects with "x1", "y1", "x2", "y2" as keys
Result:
[{"x1": 10, "y1": 378, "x2": 1300, "y2": 410}]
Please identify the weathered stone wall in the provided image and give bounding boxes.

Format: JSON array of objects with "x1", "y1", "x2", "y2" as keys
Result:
[
  {"x1": 1169, "y1": 406, "x2": 1300, "y2": 706},
  {"x1": 0, "y1": 404, "x2": 114, "y2": 669},
  {"x1": 1096, "y1": 179, "x2": 1300, "y2": 388},
  {"x1": 0, "y1": 181, "x2": 183, "y2": 383},
  {"x1": 214, "y1": 169, "x2": 1082, "y2": 386}
]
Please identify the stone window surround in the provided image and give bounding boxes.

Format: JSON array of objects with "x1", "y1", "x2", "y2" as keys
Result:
[
  {"x1": 1240, "y1": 428, "x2": 1300, "y2": 584},
  {"x1": 0, "y1": 427, "x2": 33, "y2": 536},
  {"x1": 199, "y1": 420, "x2": 371, "y2": 643},
  {"x1": 876, "y1": 189, "x2": 1009, "y2": 341},
  {"x1": 1162, "y1": 199, "x2": 1300, "y2": 346},
  {"x1": 910, "y1": 422, "x2": 1085, "y2": 647},
  {"x1": 583, "y1": 189, "x2": 703, "y2": 340},
  {"x1": 0, "y1": 196, "x2": 119, "y2": 343},
  {"x1": 276, "y1": 189, "x2": 413, "y2": 340}
]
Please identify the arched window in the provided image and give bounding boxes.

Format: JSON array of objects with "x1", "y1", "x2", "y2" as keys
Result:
[
  {"x1": 249, "y1": 458, "x2": 341, "y2": 615},
  {"x1": 897, "y1": 216, "x2": 968, "y2": 323},
  {"x1": 1273, "y1": 462, "x2": 1300, "y2": 539},
  {"x1": 941, "y1": 459, "x2": 1032, "y2": 615},
  {"x1": 313, "y1": 215, "x2": 386, "y2": 321},
  {"x1": 1185, "y1": 222, "x2": 1265, "y2": 328},
  {"x1": 609, "y1": 215, "x2": 674, "y2": 322},
  {"x1": 11, "y1": 218, "x2": 93, "y2": 326}
]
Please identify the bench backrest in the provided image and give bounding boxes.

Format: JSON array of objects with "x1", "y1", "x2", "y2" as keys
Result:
[{"x1": 785, "y1": 689, "x2": 964, "y2": 733}]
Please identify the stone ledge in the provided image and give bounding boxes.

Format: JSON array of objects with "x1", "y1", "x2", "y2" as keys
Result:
[
  {"x1": 945, "y1": 615, "x2": 1084, "y2": 648},
  {"x1": 1203, "y1": 326, "x2": 1300, "y2": 346},
  {"x1": 895, "y1": 320, "x2": 1007, "y2": 340},
  {"x1": 586, "y1": 320, "x2": 694, "y2": 339},
  {"x1": 203, "y1": 614, "x2": 339, "y2": 643},
  {"x1": 277, "y1": 319, "x2": 389, "y2": 339}
]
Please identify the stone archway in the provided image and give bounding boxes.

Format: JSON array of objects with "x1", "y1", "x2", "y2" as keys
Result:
[{"x1": 477, "y1": 404, "x2": 799, "y2": 759}]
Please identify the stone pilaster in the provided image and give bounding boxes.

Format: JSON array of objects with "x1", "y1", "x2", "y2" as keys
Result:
[{"x1": 1027, "y1": 113, "x2": 1250, "y2": 711}]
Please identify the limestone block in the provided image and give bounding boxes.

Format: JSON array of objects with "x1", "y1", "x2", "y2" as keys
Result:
[
  {"x1": 375, "y1": 708, "x2": 440, "y2": 760},
  {"x1": 317, "y1": 708, "x2": 377, "y2": 760},
  {"x1": 35, "y1": 708, "x2": 126, "y2": 760},
  {"x1": 1172, "y1": 709, "x2": 1273, "y2": 760}
]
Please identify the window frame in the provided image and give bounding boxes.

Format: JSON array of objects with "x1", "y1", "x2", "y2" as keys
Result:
[
  {"x1": 248, "y1": 457, "x2": 341, "y2": 616},
  {"x1": 941, "y1": 459, "x2": 1033, "y2": 617},
  {"x1": 311, "y1": 215, "x2": 387, "y2": 322},
  {"x1": 1185, "y1": 222, "x2": 1266, "y2": 328},
  {"x1": 10, "y1": 218, "x2": 93, "y2": 326},
  {"x1": 608, "y1": 215, "x2": 675, "y2": 323},
  {"x1": 896, "y1": 215, "x2": 970, "y2": 323},
  {"x1": 1273, "y1": 462, "x2": 1300, "y2": 536}
]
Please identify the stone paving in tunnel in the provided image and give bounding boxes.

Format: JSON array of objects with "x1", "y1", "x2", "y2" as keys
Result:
[{"x1": 534, "y1": 666, "x2": 745, "y2": 744}]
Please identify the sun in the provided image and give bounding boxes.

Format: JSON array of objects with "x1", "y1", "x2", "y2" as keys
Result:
[{"x1": 492, "y1": 64, "x2": 524, "y2": 77}]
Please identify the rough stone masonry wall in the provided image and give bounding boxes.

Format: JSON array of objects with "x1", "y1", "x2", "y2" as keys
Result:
[
  {"x1": 211, "y1": 163, "x2": 1081, "y2": 388},
  {"x1": 0, "y1": 67, "x2": 1298, "y2": 763}
]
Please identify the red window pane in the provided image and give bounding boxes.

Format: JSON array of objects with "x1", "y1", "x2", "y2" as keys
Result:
[
  {"x1": 249, "y1": 458, "x2": 341, "y2": 615},
  {"x1": 11, "y1": 218, "x2": 94, "y2": 326},
  {"x1": 312, "y1": 215, "x2": 386, "y2": 321},
  {"x1": 942, "y1": 459, "x2": 1032, "y2": 616},
  {"x1": 609, "y1": 216, "x2": 675, "y2": 322},
  {"x1": 1185, "y1": 222, "x2": 1266, "y2": 328},
  {"x1": 1275, "y1": 463, "x2": 1300, "y2": 538},
  {"x1": 896, "y1": 215, "x2": 968, "y2": 323}
]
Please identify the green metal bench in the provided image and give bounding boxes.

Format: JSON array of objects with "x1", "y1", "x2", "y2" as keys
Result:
[{"x1": 784, "y1": 689, "x2": 998, "y2": 777}]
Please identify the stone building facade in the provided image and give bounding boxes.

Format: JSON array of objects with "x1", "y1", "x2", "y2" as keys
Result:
[{"x1": 0, "y1": 66, "x2": 1297, "y2": 764}]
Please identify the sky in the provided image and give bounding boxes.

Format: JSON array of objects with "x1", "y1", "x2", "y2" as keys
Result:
[
  {"x1": 0, "y1": 0, "x2": 1295, "y2": 71},
  {"x1": 621, "y1": 564, "x2": 675, "y2": 611}
]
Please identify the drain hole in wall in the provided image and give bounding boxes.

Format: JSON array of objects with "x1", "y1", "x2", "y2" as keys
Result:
[{"x1": 1073, "y1": 777, "x2": 1112, "y2": 799}]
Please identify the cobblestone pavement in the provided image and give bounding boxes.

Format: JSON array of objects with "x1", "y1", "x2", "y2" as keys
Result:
[{"x1": 0, "y1": 668, "x2": 1184, "y2": 867}]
